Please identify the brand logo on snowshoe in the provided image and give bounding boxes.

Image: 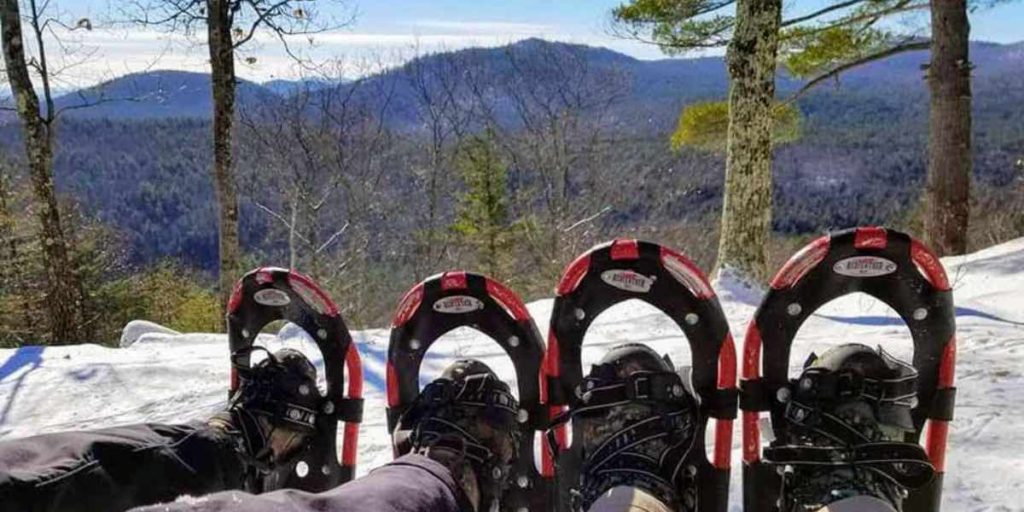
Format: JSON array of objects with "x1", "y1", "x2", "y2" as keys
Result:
[
  {"x1": 832, "y1": 256, "x2": 898, "y2": 277},
  {"x1": 254, "y1": 288, "x2": 291, "y2": 307},
  {"x1": 600, "y1": 270, "x2": 655, "y2": 293},
  {"x1": 433, "y1": 295, "x2": 484, "y2": 314}
]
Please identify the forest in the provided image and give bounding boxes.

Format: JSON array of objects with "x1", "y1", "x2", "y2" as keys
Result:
[{"x1": 1, "y1": 2, "x2": 1022, "y2": 345}]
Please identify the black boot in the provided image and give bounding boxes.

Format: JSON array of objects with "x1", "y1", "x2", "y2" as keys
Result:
[
  {"x1": 209, "y1": 347, "x2": 321, "y2": 488},
  {"x1": 393, "y1": 359, "x2": 522, "y2": 512},
  {"x1": 768, "y1": 344, "x2": 935, "y2": 512},
  {"x1": 566, "y1": 343, "x2": 700, "y2": 511}
]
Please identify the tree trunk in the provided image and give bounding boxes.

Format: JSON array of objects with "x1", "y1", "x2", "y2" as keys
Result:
[
  {"x1": 925, "y1": 0, "x2": 971, "y2": 256},
  {"x1": 208, "y1": 0, "x2": 241, "y2": 315},
  {"x1": 0, "y1": 0, "x2": 84, "y2": 343},
  {"x1": 717, "y1": 0, "x2": 782, "y2": 283}
]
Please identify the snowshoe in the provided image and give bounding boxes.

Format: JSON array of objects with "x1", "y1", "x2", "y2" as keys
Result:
[
  {"x1": 387, "y1": 271, "x2": 552, "y2": 511},
  {"x1": 740, "y1": 227, "x2": 956, "y2": 512},
  {"x1": 543, "y1": 239, "x2": 737, "y2": 512},
  {"x1": 227, "y1": 267, "x2": 364, "y2": 492},
  {"x1": 393, "y1": 358, "x2": 522, "y2": 511}
]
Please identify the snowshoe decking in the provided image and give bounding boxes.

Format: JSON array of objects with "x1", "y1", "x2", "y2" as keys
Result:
[
  {"x1": 740, "y1": 227, "x2": 956, "y2": 512},
  {"x1": 386, "y1": 271, "x2": 551, "y2": 511},
  {"x1": 544, "y1": 239, "x2": 737, "y2": 512},
  {"x1": 227, "y1": 267, "x2": 364, "y2": 492}
]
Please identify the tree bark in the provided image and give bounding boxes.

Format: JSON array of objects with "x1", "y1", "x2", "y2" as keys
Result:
[
  {"x1": 717, "y1": 0, "x2": 781, "y2": 283},
  {"x1": 925, "y1": 0, "x2": 971, "y2": 256},
  {"x1": 0, "y1": 0, "x2": 85, "y2": 343},
  {"x1": 208, "y1": 0, "x2": 241, "y2": 314}
]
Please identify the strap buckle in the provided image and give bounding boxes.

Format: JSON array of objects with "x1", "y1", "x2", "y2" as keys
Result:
[{"x1": 631, "y1": 375, "x2": 652, "y2": 400}]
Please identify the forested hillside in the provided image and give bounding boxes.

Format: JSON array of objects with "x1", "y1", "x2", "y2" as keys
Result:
[{"x1": 3, "y1": 39, "x2": 1022, "y2": 331}]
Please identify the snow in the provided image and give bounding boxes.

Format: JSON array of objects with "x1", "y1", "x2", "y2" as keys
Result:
[{"x1": 3, "y1": 238, "x2": 1024, "y2": 510}]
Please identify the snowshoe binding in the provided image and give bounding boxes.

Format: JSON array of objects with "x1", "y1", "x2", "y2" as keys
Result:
[
  {"x1": 210, "y1": 347, "x2": 322, "y2": 487},
  {"x1": 741, "y1": 227, "x2": 956, "y2": 512},
  {"x1": 226, "y1": 267, "x2": 364, "y2": 492},
  {"x1": 544, "y1": 239, "x2": 737, "y2": 512},
  {"x1": 387, "y1": 271, "x2": 552, "y2": 511},
  {"x1": 393, "y1": 359, "x2": 522, "y2": 511},
  {"x1": 559, "y1": 343, "x2": 701, "y2": 511}
]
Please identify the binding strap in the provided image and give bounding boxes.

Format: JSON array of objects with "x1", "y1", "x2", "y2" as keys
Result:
[{"x1": 764, "y1": 442, "x2": 935, "y2": 490}]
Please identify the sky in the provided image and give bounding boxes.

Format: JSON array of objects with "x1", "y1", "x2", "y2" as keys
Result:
[{"x1": 43, "y1": 0, "x2": 1024, "y2": 89}]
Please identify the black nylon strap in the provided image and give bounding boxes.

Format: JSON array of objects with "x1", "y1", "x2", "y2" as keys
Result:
[
  {"x1": 740, "y1": 378, "x2": 771, "y2": 412},
  {"x1": 336, "y1": 398, "x2": 364, "y2": 423},
  {"x1": 930, "y1": 387, "x2": 956, "y2": 421},
  {"x1": 708, "y1": 388, "x2": 739, "y2": 419},
  {"x1": 578, "y1": 371, "x2": 689, "y2": 407},
  {"x1": 764, "y1": 441, "x2": 935, "y2": 490}
]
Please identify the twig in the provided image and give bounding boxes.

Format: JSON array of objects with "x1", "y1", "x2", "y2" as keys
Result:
[{"x1": 562, "y1": 206, "x2": 611, "y2": 232}]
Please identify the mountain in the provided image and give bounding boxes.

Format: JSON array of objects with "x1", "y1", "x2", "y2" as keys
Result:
[
  {"x1": 49, "y1": 38, "x2": 1023, "y2": 126},
  {"x1": 54, "y1": 70, "x2": 280, "y2": 119}
]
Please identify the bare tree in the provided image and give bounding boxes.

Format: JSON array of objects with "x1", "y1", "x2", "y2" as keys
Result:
[
  {"x1": 479, "y1": 41, "x2": 629, "y2": 283},
  {"x1": 127, "y1": 0, "x2": 349, "y2": 311},
  {"x1": 402, "y1": 46, "x2": 474, "y2": 278},
  {"x1": 0, "y1": 0, "x2": 90, "y2": 343}
]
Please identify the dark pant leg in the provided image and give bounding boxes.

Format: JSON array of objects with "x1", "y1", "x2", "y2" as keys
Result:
[
  {"x1": 131, "y1": 454, "x2": 471, "y2": 512},
  {"x1": 0, "y1": 423, "x2": 244, "y2": 512}
]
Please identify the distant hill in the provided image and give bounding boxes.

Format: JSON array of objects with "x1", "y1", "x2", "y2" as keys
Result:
[
  {"x1": 50, "y1": 38, "x2": 1023, "y2": 129},
  {"x1": 54, "y1": 70, "x2": 280, "y2": 119}
]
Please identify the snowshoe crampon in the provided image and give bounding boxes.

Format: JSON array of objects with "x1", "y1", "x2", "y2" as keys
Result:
[
  {"x1": 544, "y1": 239, "x2": 737, "y2": 512},
  {"x1": 741, "y1": 227, "x2": 956, "y2": 512},
  {"x1": 227, "y1": 267, "x2": 364, "y2": 492},
  {"x1": 386, "y1": 271, "x2": 552, "y2": 511}
]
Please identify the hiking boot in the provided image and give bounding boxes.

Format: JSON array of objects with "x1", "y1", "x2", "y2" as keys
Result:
[
  {"x1": 570, "y1": 343, "x2": 700, "y2": 511},
  {"x1": 209, "y1": 347, "x2": 321, "y2": 478},
  {"x1": 393, "y1": 359, "x2": 521, "y2": 512},
  {"x1": 770, "y1": 344, "x2": 935, "y2": 512}
]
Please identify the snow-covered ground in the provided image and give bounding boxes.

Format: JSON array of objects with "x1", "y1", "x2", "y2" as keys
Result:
[{"x1": 2, "y1": 238, "x2": 1023, "y2": 511}]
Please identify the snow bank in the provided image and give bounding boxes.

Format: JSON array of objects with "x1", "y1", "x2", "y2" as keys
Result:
[{"x1": 2, "y1": 238, "x2": 1023, "y2": 510}]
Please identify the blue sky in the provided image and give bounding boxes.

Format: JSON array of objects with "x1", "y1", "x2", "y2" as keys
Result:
[{"x1": 54, "y1": 1, "x2": 1024, "y2": 87}]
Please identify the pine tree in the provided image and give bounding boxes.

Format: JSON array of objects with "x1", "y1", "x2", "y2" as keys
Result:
[
  {"x1": 614, "y1": 0, "x2": 932, "y2": 281},
  {"x1": 450, "y1": 132, "x2": 521, "y2": 280}
]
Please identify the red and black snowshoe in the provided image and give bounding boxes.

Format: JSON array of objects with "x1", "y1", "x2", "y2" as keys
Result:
[
  {"x1": 543, "y1": 239, "x2": 738, "y2": 512},
  {"x1": 386, "y1": 271, "x2": 552, "y2": 511},
  {"x1": 740, "y1": 227, "x2": 956, "y2": 512},
  {"x1": 227, "y1": 267, "x2": 364, "y2": 492}
]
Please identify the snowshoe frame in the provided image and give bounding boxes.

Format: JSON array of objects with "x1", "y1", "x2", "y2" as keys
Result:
[
  {"x1": 387, "y1": 271, "x2": 553, "y2": 511},
  {"x1": 227, "y1": 267, "x2": 364, "y2": 492},
  {"x1": 740, "y1": 227, "x2": 956, "y2": 512},
  {"x1": 543, "y1": 239, "x2": 737, "y2": 512}
]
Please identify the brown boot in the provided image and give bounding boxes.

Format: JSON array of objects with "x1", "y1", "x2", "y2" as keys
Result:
[
  {"x1": 393, "y1": 359, "x2": 521, "y2": 511},
  {"x1": 208, "y1": 347, "x2": 321, "y2": 484}
]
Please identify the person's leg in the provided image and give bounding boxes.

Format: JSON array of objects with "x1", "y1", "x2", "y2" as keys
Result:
[
  {"x1": 818, "y1": 496, "x2": 898, "y2": 512},
  {"x1": 130, "y1": 453, "x2": 470, "y2": 512},
  {"x1": 587, "y1": 486, "x2": 675, "y2": 512},
  {"x1": 0, "y1": 422, "x2": 244, "y2": 512},
  {"x1": 0, "y1": 347, "x2": 322, "y2": 512}
]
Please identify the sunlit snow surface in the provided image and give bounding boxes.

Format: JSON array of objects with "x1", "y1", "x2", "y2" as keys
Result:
[{"x1": 2, "y1": 238, "x2": 1024, "y2": 511}]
